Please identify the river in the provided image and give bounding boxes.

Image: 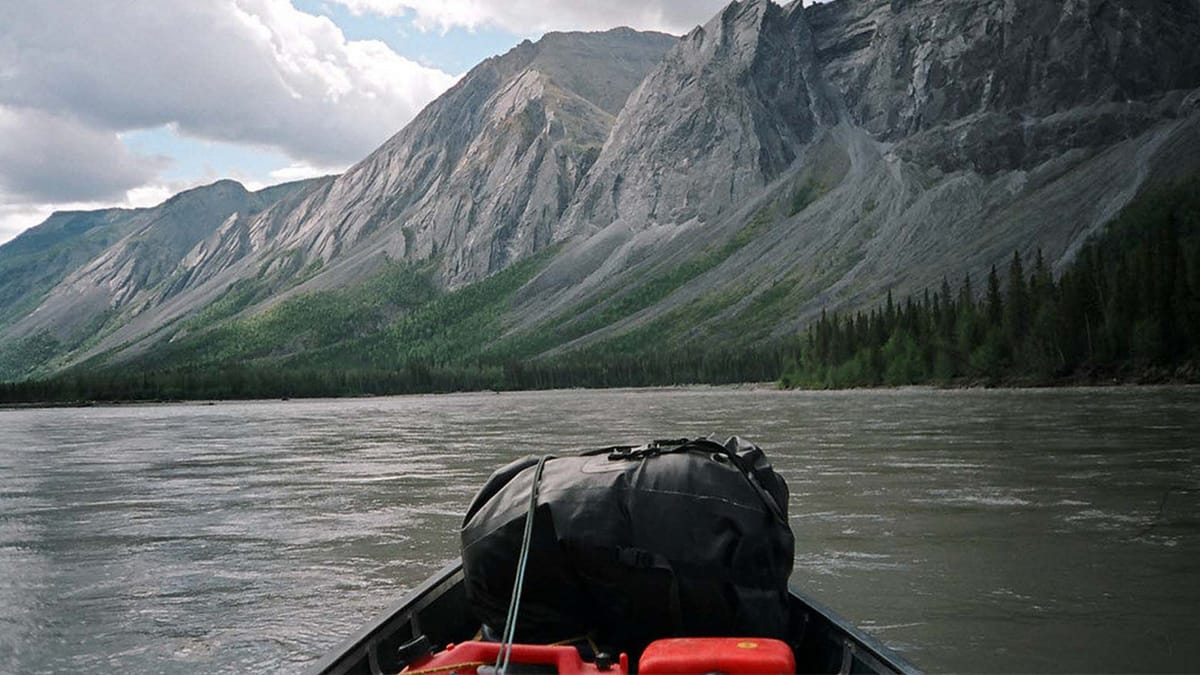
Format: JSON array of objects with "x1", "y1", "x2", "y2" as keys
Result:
[{"x1": 1, "y1": 386, "x2": 1197, "y2": 673}]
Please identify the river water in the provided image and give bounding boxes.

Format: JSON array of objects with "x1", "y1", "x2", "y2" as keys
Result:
[{"x1": 1, "y1": 386, "x2": 1197, "y2": 673}]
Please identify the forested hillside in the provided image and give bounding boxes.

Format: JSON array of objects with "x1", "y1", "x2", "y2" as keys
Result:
[
  {"x1": 3, "y1": 175, "x2": 1197, "y2": 403},
  {"x1": 782, "y1": 177, "x2": 1200, "y2": 388}
]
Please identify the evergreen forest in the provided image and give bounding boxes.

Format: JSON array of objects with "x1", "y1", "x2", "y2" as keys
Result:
[{"x1": 782, "y1": 176, "x2": 1200, "y2": 388}]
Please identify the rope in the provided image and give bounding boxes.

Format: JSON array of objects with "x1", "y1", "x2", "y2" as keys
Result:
[
  {"x1": 548, "y1": 633, "x2": 599, "y2": 654},
  {"x1": 402, "y1": 661, "x2": 490, "y2": 675},
  {"x1": 494, "y1": 455, "x2": 550, "y2": 675}
]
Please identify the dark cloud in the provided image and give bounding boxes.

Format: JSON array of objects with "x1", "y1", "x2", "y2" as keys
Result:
[{"x1": 0, "y1": 107, "x2": 167, "y2": 203}]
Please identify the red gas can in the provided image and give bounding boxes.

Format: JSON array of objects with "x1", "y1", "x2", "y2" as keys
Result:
[
  {"x1": 402, "y1": 641, "x2": 629, "y2": 675},
  {"x1": 638, "y1": 637, "x2": 795, "y2": 675}
]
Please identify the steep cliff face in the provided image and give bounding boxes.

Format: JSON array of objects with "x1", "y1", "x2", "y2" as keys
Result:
[
  {"x1": 180, "y1": 28, "x2": 676, "y2": 292},
  {"x1": 810, "y1": 0, "x2": 1200, "y2": 172},
  {"x1": 564, "y1": 1, "x2": 837, "y2": 236},
  {"x1": 504, "y1": 0, "x2": 1200, "y2": 349}
]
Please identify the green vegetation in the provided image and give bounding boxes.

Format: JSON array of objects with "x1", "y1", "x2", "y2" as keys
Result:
[
  {"x1": 484, "y1": 207, "x2": 776, "y2": 360},
  {"x1": 788, "y1": 179, "x2": 823, "y2": 216},
  {"x1": 0, "y1": 217, "x2": 801, "y2": 401},
  {"x1": 0, "y1": 332, "x2": 62, "y2": 381},
  {"x1": 0, "y1": 211, "x2": 131, "y2": 329},
  {"x1": 136, "y1": 259, "x2": 440, "y2": 369},
  {"x1": 782, "y1": 177, "x2": 1200, "y2": 388}
]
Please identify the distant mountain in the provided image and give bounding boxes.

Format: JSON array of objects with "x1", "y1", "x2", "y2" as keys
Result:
[
  {"x1": 0, "y1": 178, "x2": 317, "y2": 379},
  {"x1": 3, "y1": 0, "x2": 1200, "y2": 390},
  {"x1": 0, "y1": 208, "x2": 138, "y2": 328}
]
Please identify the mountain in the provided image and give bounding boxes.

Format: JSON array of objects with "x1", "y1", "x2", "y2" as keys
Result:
[
  {"x1": 0, "y1": 178, "x2": 318, "y2": 379},
  {"x1": 176, "y1": 27, "x2": 677, "y2": 292},
  {"x1": 0, "y1": 208, "x2": 139, "y2": 328},
  {"x1": 0, "y1": 28, "x2": 677, "y2": 370},
  {"x1": 505, "y1": 0, "x2": 1200, "y2": 349},
  {"x1": 3, "y1": 0, "x2": 1199, "y2": 390}
]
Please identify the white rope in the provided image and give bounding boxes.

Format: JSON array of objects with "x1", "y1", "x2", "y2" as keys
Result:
[{"x1": 494, "y1": 455, "x2": 550, "y2": 675}]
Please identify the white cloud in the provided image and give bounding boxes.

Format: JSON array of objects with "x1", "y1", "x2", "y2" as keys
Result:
[
  {"x1": 332, "y1": 0, "x2": 732, "y2": 36},
  {"x1": 0, "y1": 0, "x2": 458, "y2": 244},
  {"x1": 0, "y1": 105, "x2": 169, "y2": 203},
  {"x1": 267, "y1": 162, "x2": 344, "y2": 184},
  {"x1": 2, "y1": 1, "x2": 457, "y2": 166}
]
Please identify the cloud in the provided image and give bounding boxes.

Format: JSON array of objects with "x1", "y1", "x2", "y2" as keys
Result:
[
  {"x1": 1, "y1": 0, "x2": 457, "y2": 167},
  {"x1": 0, "y1": 0, "x2": 460, "y2": 244},
  {"x1": 266, "y1": 162, "x2": 344, "y2": 184},
  {"x1": 0, "y1": 106, "x2": 168, "y2": 203},
  {"x1": 331, "y1": 0, "x2": 733, "y2": 36}
]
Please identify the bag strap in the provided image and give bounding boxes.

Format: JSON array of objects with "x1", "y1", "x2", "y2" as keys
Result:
[{"x1": 584, "y1": 438, "x2": 789, "y2": 526}]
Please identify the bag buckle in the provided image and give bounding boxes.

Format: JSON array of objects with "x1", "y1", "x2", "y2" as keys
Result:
[{"x1": 607, "y1": 438, "x2": 690, "y2": 461}]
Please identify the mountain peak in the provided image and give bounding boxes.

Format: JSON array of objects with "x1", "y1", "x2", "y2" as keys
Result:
[{"x1": 559, "y1": 0, "x2": 833, "y2": 236}]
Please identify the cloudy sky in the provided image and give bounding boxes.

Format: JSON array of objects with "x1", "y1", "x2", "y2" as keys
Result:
[{"x1": 0, "y1": 0, "x2": 737, "y2": 245}]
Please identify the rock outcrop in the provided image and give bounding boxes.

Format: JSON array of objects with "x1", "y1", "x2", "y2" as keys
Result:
[
  {"x1": 565, "y1": 1, "x2": 836, "y2": 234},
  {"x1": 182, "y1": 28, "x2": 677, "y2": 291},
  {"x1": 811, "y1": 0, "x2": 1200, "y2": 172}
]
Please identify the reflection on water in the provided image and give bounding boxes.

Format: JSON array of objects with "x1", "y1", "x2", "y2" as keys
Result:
[{"x1": 1, "y1": 386, "x2": 1198, "y2": 672}]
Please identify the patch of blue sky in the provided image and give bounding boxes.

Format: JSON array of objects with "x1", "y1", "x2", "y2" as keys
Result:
[
  {"x1": 293, "y1": 0, "x2": 525, "y2": 75},
  {"x1": 119, "y1": 126, "x2": 293, "y2": 185}
]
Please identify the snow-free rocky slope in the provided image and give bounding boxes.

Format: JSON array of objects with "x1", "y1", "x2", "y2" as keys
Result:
[
  {"x1": 3, "y1": 0, "x2": 1200, "y2": 376},
  {"x1": 511, "y1": 0, "x2": 1200, "y2": 351},
  {"x1": 0, "y1": 179, "x2": 317, "y2": 378},
  {"x1": 0, "y1": 28, "x2": 676, "y2": 371}
]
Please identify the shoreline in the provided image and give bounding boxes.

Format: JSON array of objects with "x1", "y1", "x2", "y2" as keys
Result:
[{"x1": 3, "y1": 377, "x2": 1199, "y2": 410}]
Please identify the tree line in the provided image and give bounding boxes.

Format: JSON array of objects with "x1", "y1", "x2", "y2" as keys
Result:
[
  {"x1": 0, "y1": 344, "x2": 797, "y2": 404},
  {"x1": 782, "y1": 177, "x2": 1200, "y2": 388}
]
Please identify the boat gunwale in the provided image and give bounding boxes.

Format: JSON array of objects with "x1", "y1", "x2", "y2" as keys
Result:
[
  {"x1": 306, "y1": 560, "x2": 921, "y2": 675},
  {"x1": 306, "y1": 559, "x2": 463, "y2": 675}
]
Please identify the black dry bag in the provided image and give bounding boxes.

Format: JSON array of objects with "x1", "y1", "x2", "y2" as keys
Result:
[{"x1": 460, "y1": 437, "x2": 794, "y2": 651}]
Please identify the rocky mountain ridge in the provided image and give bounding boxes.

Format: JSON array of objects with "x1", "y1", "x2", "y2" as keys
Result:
[
  {"x1": 3, "y1": 0, "x2": 1199, "y2": 380},
  {"x1": 0, "y1": 178, "x2": 322, "y2": 379},
  {"x1": 500, "y1": 0, "x2": 1200, "y2": 351}
]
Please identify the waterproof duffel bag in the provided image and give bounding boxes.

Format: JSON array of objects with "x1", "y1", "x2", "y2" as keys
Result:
[{"x1": 460, "y1": 436, "x2": 794, "y2": 652}]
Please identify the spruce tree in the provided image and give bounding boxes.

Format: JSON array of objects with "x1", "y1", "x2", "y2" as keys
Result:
[
  {"x1": 986, "y1": 265, "x2": 1003, "y2": 328},
  {"x1": 1005, "y1": 251, "x2": 1030, "y2": 349}
]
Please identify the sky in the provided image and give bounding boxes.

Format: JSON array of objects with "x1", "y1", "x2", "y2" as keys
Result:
[{"x1": 0, "y1": 0, "x2": 746, "y2": 246}]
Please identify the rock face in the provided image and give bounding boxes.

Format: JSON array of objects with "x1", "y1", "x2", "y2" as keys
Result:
[
  {"x1": 4, "y1": 0, "x2": 1200, "y2": 374},
  {"x1": 183, "y1": 28, "x2": 676, "y2": 290},
  {"x1": 564, "y1": 1, "x2": 836, "y2": 234},
  {"x1": 506, "y1": 0, "x2": 1200, "y2": 345},
  {"x1": 808, "y1": 0, "x2": 1200, "y2": 173}
]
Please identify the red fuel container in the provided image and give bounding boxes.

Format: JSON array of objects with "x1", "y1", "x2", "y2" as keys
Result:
[
  {"x1": 638, "y1": 637, "x2": 795, "y2": 675},
  {"x1": 402, "y1": 641, "x2": 629, "y2": 675}
]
